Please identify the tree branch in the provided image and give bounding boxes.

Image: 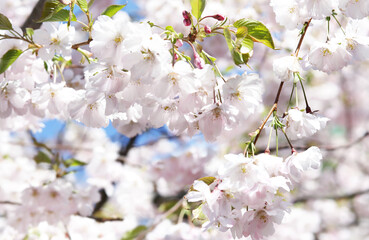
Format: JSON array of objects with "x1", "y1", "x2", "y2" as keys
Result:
[
  {"x1": 293, "y1": 188, "x2": 369, "y2": 204},
  {"x1": 0, "y1": 201, "x2": 21, "y2": 205},
  {"x1": 71, "y1": 39, "x2": 93, "y2": 50},
  {"x1": 91, "y1": 188, "x2": 108, "y2": 215},
  {"x1": 268, "y1": 131, "x2": 369, "y2": 153},
  {"x1": 22, "y1": 0, "x2": 47, "y2": 30},
  {"x1": 136, "y1": 198, "x2": 184, "y2": 240},
  {"x1": 248, "y1": 19, "x2": 313, "y2": 148}
]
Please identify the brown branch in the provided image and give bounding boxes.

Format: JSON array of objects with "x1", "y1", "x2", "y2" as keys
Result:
[
  {"x1": 268, "y1": 131, "x2": 369, "y2": 153},
  {"x1": 119, "y1": 136, "x2": 137, "y2": 157},
  {"x1": 293, "y1": 188, "x2": 369, "y2": 204},
  {"x1": 0, "y1": 34, "x2": 33, "y2": 44},
  {"x1": 83, "y1": 215, "x2": 124, "y2": 222},
  {"x1": 22, "y1": 0, "x2": 47, "y2": 30},
  {"x1": 0, "y1": 201, "x2": 21, "y2": 205},
  {"x1": 92, "y1": 189, "x2": 108, "y2": 215},
  {"x1": 248, "y1": 19, "x2": 313, "y2": 150},
  {"x1": 294, "y1": 18, "x2": 312, "y2": 56},
  {"x1": 71, "y1": 39, "x2": 92, "y2": 50},
  {"x1": 136, "y1": 198, "x2": 184, "y2": 240},
  {"x1": 253, "y1": 81, "x2": 284, "y2": 145}
]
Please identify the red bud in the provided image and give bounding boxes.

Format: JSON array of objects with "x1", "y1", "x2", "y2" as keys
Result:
[
  {"x1": 183, "y1": 18, "x2": 191, "y2": 26},
  {"x1": 204, "y1": 25, "x2": 211, "y2": 34},
  {"x1": 182, "y1": 10, "x2": 190, "y2": 19},
  {"x1": 212, "y1": 14, "x2": 225, "y2": 21}
]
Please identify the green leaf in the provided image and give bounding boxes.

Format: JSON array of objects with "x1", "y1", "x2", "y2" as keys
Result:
[
  {"x1": 101, "y1": 4, "x2": 126, "y2": 17},
  {"x1": 231, "y1": 49, "x2": 244, "y2": 66},
  {"x1": 121, "y1": 226, "x2": 147, "y2": 240},
  {"x1": 223, "y1": 27, "x2": 233, "y2": 52},
  {"x1": 88, "y1": 0, "x2": 95, "y2": 8},
  {"x1": 233, "y1": 18, "x2": 275, "y2": 49},
  {"x1": 187, "y1": 200, "x2": 203, "y2": 211},
  {"x1": 26, "y1": 28, "x2": 34, "y2": 37},
  {"x1": 0, "y1": 49, "x2": 23, "y2": 74},
  {"x1": 165, "y1": 25, "x2": 175, "y2": 32},
  {"x1": 43, "y1": 61, "x2": 49, "y2": 72},
  {"x1": 37, "y1": 0, "x2": 67, "y2": 22},
  {"x1": 77, "y1": 0, "x2": 88, "y2": 12},
  {"x1": 0, "y1": 13, "x2": 13, "y2": 30},
  {"x1": 192, "y1": 204, "x2": 208, "y2": 225},
  {"x1": 223, "y1": 28, "x2": 243, "y2": 66},
  {"x1": 235, "y1": 26, "x2": 248, "y2": 39},
  {"x1": 202, "y1": 50, "x2": 216, "y2": 62},
  {"x1": 197, "y1": 176, "x2": 216, "y2": 185},
  {"x1": 190, "y1": 0, "x2": 206, "y2": 20},
  {"x1": 42, "y1": 9, "x2": 77, "y2": 22},
  {"x1": 189, "y1": 176, "x2": 217, "y2": 192},
  {"x1": 241, "y1": 36, "x2": 254, "y2": 53},
  {"x1": 34, "y1": 151, "x2": 52, "y2": 164},
  {"x1": 64, "y1": 158, "x2": 86, "y2": 167}
]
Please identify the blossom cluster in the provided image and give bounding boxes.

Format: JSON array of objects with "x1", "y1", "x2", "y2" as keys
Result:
[
  {"x1": 0, "y1": 12, "x2": 264, "y2": 143},
  {"x1": 8, "y1": 180, "x2": 100, "y2": 232},
  {"x1": 0, "y1": 0, "x2": 369, "y2": 239},
  {"x1": 271, "y1": 1, "x2": 369, "y2": 75},
  {"x1": 186, "y1": 147, "x2": 322, "y2": 239}
]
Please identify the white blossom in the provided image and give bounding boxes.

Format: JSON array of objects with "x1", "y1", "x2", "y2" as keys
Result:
[
  {"x1": 33, "y1": 23, "x2": 75, "y2": 60},
  {"x1": 284, "y1": 108, "x2": 329, "y2": 140}
]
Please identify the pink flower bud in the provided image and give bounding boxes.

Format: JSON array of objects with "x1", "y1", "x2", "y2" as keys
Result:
[
  {"x1": 182, "y1": 10, "x2": 190, "y2": 19},
  {"x1": 183, "y1": 18, "x2": 191, "y2": 26},
  {"x1": 212, "y1": 14, "x2": 225, "y2": 21},
  {"x1": 204, "y1": 25, "x2": 211, "y2": 34},
  {"x1": 175, "y1": 39, "x2": 183, "y2": 48},
  {"x1": 174, "y1": 53, "x2": 179, "y2": 61},
  {"x1": 194, "y1": 52, "x2": 204, "y2": 69}
]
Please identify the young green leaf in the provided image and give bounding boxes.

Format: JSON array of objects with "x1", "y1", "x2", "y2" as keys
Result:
[
  {"x1": 223, "y1": 27, "x2": 233, "y2": 52},
  {"x1": 165, "y1": 25, "x2": 175, "y2": 32},
  {"x1": 121, "y1": 226, "x2": 147, "y2": 240},
  {"x1": 64, "y1": 158, "x2": 86, "y2": 167},
  {"x1": 34, "y1": 151, "x2": 52, "y2": 164},
  {"x1": 192, "y1": 204, "x2": 208, "y2": 225},
  {"x1": 235, "y1": 26, "x2": 248, "y2": 39},
  {"x1": 202, "y1": 50, "x2": 216, "y2": 62},
  {"x1": 88, "y1": 0, "x2": 95, "y2": 8},
  {"x1": 240, "y1": 36, "x2": 254, "y2": 54},
  {"x1": 231, "y1": 49, "x2": 244, "y2": 66},
  {"x1": 37, "y1": 0, "x2": 67, "y2": 22},
  {"x1": 101, "y1": 4, "x2": 127, "y2": 17},
  {"x1": 26, "y1": 28, "x2": 34, "y2": 37},
  {"x1": 189, "y1": 176, "x2": 217, "y2": 192},
  {"x1": 0, "y1": 13, "x2": 13, "y2": 30},
  {"x1": 197, "y1": 176, "x2": 216, "y2": 185},
  {"x1": 77, "y1": 0, "x2": 88, "y2": 12},
  {"x1": 42, "y1": 9, "x2": 77, "y2": 22},
  {"x1": 234, "y1": 18, "x2": 275, "y2": 49},
  {"x1": 223, "y1": 28, "x2": 243, "y2": 66},
  {"x1": 0, "y1": 49, "x2": 23, "y2": 74},
  {"x1": 190, "y1": 0, "x2": 206, "y2": 20}
]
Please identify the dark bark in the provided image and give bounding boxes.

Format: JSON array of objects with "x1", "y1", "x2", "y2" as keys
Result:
[{"x1": 21, "y1": 0, "x2": 47, "y2": 30}]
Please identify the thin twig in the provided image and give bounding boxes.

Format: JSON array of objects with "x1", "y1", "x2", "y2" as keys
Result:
[
  {"x1": 293, "y1": 188, "x2": 369, "y2": 203},
  {"x1": 0, "y1": 201, "x2": 21, "y2": 205},
  {"x1": 248, "y1": 19, "x2": 313, "y2": 149},
  {"x1": 83, "y1": 215, "x2": 124, "y2": 222},
  {"x1": 71, "y1": 39, "x2": 93, "y2": 50},
  {"x1": 294, "y1": 18, "x2": 312, "y2": 56},
  {"x1": 268, "y1": 131, "x2": 369, "y2": 152},
  {"x1": 253, "y1": 81, "x2": 284, "y2": 145},
  {"x1": 136, "y1": 198, "x2": 184, "y2": 240},
  {"x1": 21, "y1": 0, "x2": 47, "y2": 30}
]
